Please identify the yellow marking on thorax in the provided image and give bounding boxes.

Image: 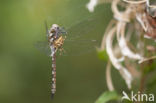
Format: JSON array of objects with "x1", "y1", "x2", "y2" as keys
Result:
[{"x1": 53, "y1": 36, "x2": 66, "y2": 49}]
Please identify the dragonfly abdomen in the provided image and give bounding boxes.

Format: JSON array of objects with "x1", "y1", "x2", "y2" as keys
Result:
[{"x1": 51, "y1": 53, "x2": 56, "y2": 98}]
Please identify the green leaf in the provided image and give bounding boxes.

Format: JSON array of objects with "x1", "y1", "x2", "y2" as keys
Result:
[
  {"x1": 122, "y1": 99, "x2": 133, "y2": 103},
  {"x1": 95, "y1": 91, "x2": 119, "y2": 103},
  {"x1": 97, "y1": 49, "x2": 109, "y2": 61}
]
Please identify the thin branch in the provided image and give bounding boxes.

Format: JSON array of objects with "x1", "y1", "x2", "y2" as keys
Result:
[{"x1": 106, "y1": 61, "x2": 114, "y2": 91}]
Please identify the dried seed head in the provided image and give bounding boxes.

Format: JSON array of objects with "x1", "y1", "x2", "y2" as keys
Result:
[
  {"x1": 145, "y1": 11, "x2": 156, "y2": 39},
  {"x1": 146, "y1": 0, "x2": 156, "y2": 17},
  {"x1": 86, "y1": 0, "x2": 112, "y2": 12}
]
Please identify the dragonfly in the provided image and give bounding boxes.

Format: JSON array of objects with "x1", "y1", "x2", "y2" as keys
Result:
[
  {"x1": 45, "y1": 23, "x2": 66, "y2": 98},
  {"x1": 35, "y1": 10, "x2": 105, "y2": 98}
]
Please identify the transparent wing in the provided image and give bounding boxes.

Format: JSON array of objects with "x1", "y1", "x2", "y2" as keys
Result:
[
  {"x1": 61, "y1": 39, "x2": 98, "y2": 56},
  {"x1": 35, "y1": 40, "x2": 98, "y2": 56},
  {"x1": 36, "y1": 10, "x2": 104, "y2": 56},
  {"x1": 59, "y1": 27, "x2": 67, "y2": 34},
  {"x1": 35, "y1": 41, "x2": 51, "y2": 56},
  {"x1": 64, "y1": 10, "x2": 105, "y2": 40},
  {"x1": 45, "y1": 21, "x2": 49, "y2": 39},
  {"x1": 58, "y1": 11, "x2": 104, "y2": 56}
]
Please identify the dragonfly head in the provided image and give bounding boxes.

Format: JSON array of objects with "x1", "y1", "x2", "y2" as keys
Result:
[
  {"x1": 48, "y1": 24, "x2": 60, "y2": 38},
  {"x1": 50, "y1": 24, "x2": 60, "y2": 33},
  {"x1": 49, "y1": 24, "x2": 67, "y2": 40}
]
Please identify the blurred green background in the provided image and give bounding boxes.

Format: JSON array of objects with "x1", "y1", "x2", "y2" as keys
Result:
[{"x1": 0, "y1": 0, "x2": 127, "y2": 103}]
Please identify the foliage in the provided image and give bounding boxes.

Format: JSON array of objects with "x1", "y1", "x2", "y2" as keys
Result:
[
  {"x1": 97, "y1": 50, "x2": 109, "y2": 62},
  {"x1": 95, "y1": 91, "x2": 119, "y2": 103}
]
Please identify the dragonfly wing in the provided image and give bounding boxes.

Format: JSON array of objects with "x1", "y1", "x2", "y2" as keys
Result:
[
  {"x1": 59, "y1": 27, "x2": 67, "y2": 34},
  {"x1": 65, "y1": 9, "x2": 105, "y2": 40},
  {"x1": 45, "y1": 21, "x2": 50, "y2": 39},
  {"x1": 35, "y1": 41, "x2": 51, "y2": 56},
  {"x1": 58, "y1": 11, "x2": 104, "y2": 56},
  {"x1": 58, "y1": 39, "x2": 99, "y2": 56}
]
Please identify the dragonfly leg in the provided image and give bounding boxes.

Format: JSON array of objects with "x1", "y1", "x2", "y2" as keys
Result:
[{"x1": 59, "y1": 47, "x2": 66, "y2": 55}]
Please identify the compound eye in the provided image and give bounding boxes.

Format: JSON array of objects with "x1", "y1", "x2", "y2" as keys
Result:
[
  {"x1": 56, "y1": 26, "x2": 59, "y2": 30},
  {"x1": 51, "y1": 30, "x2": 55, "y2": 33}
]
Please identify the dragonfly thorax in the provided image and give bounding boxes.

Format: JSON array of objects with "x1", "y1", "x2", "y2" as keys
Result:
[
  {"x1": 48, "y1": 24, "x2": 66, "y2": 57},
  {"x1": 53, "y1": 36, "x2": 65, "y2": 49},
  {"x1": 49, "y1": 36, "x2": 66, "y2": 57}
]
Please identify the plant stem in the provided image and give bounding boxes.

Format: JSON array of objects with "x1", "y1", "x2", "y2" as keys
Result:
[{"x1": 138, "y1": 64, "x2": 147, "y2": 103}]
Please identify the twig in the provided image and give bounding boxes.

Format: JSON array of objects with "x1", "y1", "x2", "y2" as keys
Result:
[{"x1": 106, "y1": 61, "x2": 114, "y2": 91}]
